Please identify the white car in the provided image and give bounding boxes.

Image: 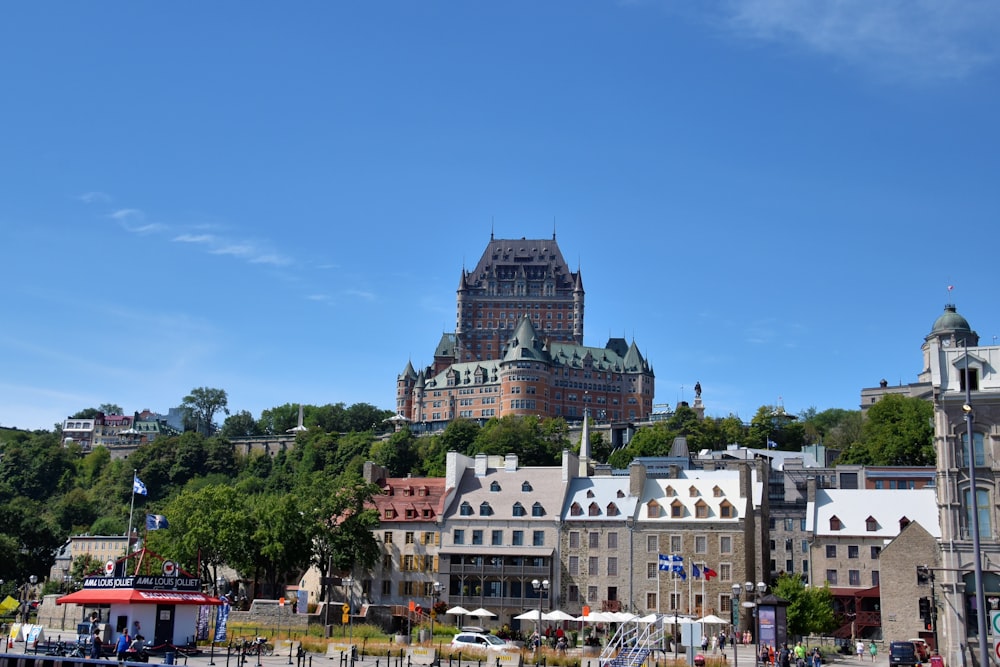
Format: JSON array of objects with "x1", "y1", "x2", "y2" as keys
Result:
[{"x1": 450, "y1": 632, "x2": 513, "y2": 653}]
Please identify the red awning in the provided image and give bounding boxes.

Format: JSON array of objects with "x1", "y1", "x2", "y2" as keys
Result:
[{"x1": 56, "y1": 588, "x2": 223, "y2": 606}]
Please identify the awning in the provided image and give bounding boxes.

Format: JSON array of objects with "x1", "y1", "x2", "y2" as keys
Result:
[{"x1": 56, "y1": 588, "x2": 223, "y2": 606}]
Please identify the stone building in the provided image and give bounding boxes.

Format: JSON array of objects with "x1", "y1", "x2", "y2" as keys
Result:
[{"x1": 878, "y1": 521, "x2": 941, "y2": 647}]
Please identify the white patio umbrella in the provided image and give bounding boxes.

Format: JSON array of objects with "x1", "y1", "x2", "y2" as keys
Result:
[
  {"x1": 695, "y1": 614, "x2": 728, "y2": 625},
  {"x1": 468, "y1": 607, "x2": 497, "y2": 618},
  {"x1": 542, "y1": 610, "x2": 577, "y2": 621},
  {"x1": 446, "y1": 605, "x2": 471, "y2": 616},
  {"x1": 515, "y1": 609, "x2": 544, "y2": 621},
  {"x1": 608, "y1": 612, "x2": 638, "y2": 622}
]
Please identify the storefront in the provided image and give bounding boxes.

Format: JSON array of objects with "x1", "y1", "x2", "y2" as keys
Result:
[{"x1": 55, "y1": 551, "x2": 222, "y2": 647}]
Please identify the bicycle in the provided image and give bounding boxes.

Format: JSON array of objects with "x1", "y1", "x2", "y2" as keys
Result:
[{"x1": 236, "y1": 637, "x2": 273, "y2": 657}]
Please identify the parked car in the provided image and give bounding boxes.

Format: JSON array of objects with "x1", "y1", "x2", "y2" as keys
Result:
[
  {"x1": 450, "y1": 631, "x2": 513, "y2": 654},
  {"x1": 908, "y1": 639, "x2": 931, "y2": 662},
  {"x1": 889, "y1": 641, "x2": 920, "y2": 667}
]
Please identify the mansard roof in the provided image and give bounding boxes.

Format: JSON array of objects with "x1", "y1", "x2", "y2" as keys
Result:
[{"x1": 466, "y1": 236, "x2": 577, "y2": 291}]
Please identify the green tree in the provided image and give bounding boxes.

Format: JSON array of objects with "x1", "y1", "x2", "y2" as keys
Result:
[
  {"x1": 221, "y1": 410, "x2": 263, "y2": 438},
  {"x1": 368, "y1": 429, "x2": 418, "y2": 477},
  {"x1": 838, "y1": 395, "x2": 934, "y2": 465},
  {"x1": 145, "y1": 484, "x2": 253, "y2": 593},
  {"x1": 99, "y1": 404, "x2": 124, "y2": 415},
  {"x1": 181, "y1": 387, "x2": 229, "y2": 435},
  {"x1": 772, "y1": 574, "x2": 836, "y2": 637}
]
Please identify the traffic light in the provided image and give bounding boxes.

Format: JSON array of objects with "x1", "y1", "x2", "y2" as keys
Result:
[
  {"x1": 916, "y1": 566, "x2": 930, "y2": 585},
  {"x1": 919, "y1": 597, "x2": 931, "y2": 626}
]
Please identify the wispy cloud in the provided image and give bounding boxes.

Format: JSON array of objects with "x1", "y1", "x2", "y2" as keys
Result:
[
  {"x1": 79, "y1": 191, "x2": 111, "y2": 204},
  {"x1": 109, "y1": 208, "x2": 166, "y2": 234},
  {"x1": 172, "y1": 233, "x2": 292, "y2": 267},
  {"x1": 719, "y1": 0, "x2": 1000, "y2": 82},
  {"x1": 343, "y1": 288, "x2": 377, "y2": 301}
]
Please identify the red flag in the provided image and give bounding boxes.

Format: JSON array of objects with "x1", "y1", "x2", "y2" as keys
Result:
[{"x1": 704, "y1": 566, "x2": 718, "y2": 581}]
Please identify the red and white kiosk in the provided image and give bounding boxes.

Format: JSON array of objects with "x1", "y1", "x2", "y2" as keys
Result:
[{"x1": 56, "y1": 549, "x2": 222, "y2": 648}]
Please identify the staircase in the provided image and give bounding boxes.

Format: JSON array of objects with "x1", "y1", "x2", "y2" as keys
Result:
[{"x1": 599, "y1": 615, "x2": 665, "y2": 667}]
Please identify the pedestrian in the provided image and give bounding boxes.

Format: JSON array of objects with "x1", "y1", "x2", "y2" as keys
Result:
[
  {"x1": 719, "y1": 631, "x2": 727, "y2": 651},
  {"x1": 702, "y1": 634, "x2": 709, "y2": 652},
  {"x1": 811, "y1": 648, "x2": 822, "y2": 667},
  {"x1": 90, "y1": 625, "x2": 103, "y2": 660},
  {"x1": 115, "y1": 629, "x2": 131, "y2": 667},
  {"x1": 869, "y1": 642, "x2": 877, "y2": 662},
  {"x1": 856, "y1": 641, "x2": 864, "y2": 661},
  {"x1": 779, "y1": 643, "x2": 792, "y2": 667},
  {"x1": 794, "y1": 641, "x2": 806, "y2": 667}
]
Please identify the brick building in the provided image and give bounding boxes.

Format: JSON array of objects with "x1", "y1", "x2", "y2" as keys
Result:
[{"x1": 396, "y1": 234, "x2": 655, "y2": 431}]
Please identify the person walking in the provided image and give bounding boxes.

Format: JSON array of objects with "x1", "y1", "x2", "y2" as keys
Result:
[
  {"x1": 115, "y1": 629, "x2": 131, "y2": 667},
  {"x1": 90, "y1": 626, "x2": 103, "y2": 660},
  {"x1": 856, "y1": 640, "x2": 864, "y2": 661},
  {"x1": 869, "y1": 641, "x2": 877, "y2": 662}
]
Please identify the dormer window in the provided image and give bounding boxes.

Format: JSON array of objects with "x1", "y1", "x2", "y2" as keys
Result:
[
  {"x1": 899, "y1": 516, "x2": 911, "y2": 531},
  {"x1": 480, "y1": 502, "x2": 493, "y2": 516},
  {"x1": 607, "y1": 502, "x2": 620, "y2": 516},
  {"x1": 616, "y1": 489, "x2": 625, "y2": 498},
  {"x1": 588, "y1": 502, "x2": 601, "y2": 516},
  {"x1": 866, "y1": 516, "x2": 878, "y2": 532},
  {"x1": 719, "y1": 500, "x2": 735, "y2": 519},
  {"x1": 586, "y1": 489, "x2": 595, "y2": 498},
  {"x1": 689, "y1": 486, "x2": 699, "y2": 497},
  {"x1": 712, "y1": 486, "x2": 723, "y2": 498},
  {"x1": 671, "y1": 500, "x2": 685, "y2": 518},
  {"x1": 384, "y1": 508, "x2": 395, "y2": 519},
  {"x1": 403, "y1": 487, "x2": 412, "y2": 496},
  {"x1": 532, "y1": 502, "x2": 544, "y2": 517},
  {"x1": 665, "y1": 485, "x2": 675, "y2": 497},
  {"x1": 830, "y1": 515, "x2": 842, "y2": 531},
  {"x1": 570, "y1": 502, "x2": 583, "y2": 517},
  {"x1": 460, "y1": 502, "x2": 473, "y2": 516},
  {"x1": 695, "y1": 499, "x2": 709, "y2": 518},
  {"x1": 490, "y1": 481, "x2": 501, "y2": 492},
  {"x1": 647, "y1": 500, "x2": 662, "y2": 519},
  {"x1": 522, "y1": 481, "x2": 532, "y2": 492}
]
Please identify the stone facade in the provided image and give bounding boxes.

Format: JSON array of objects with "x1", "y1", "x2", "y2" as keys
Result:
[{"x1": 878, "y1": 521, "x2": 940, "y2": 646}]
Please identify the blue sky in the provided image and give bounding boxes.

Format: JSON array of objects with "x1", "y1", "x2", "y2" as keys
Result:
[{"x1": 3, "y1": 1, "x2": 999, "y2": 432}]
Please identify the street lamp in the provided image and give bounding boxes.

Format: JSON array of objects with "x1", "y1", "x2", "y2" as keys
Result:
[
  {"x1": 731, "y1": 584, "x2": 742, "y2": 667},
  {"x1": 745, "y1": 581, "x2": 766, "y2": 661},
  {"x1": 21, "y1": 575, "x2": 37, "y2": 622},
  {"x1": 429, "y1": 582, "x2": 442, "y2": 645},
  {"x1": 344, "y1": 577, "x2": 354, "y2": 648},
  {"x1": 531, "y1": 579, "x2": 549, "y2": 645}
]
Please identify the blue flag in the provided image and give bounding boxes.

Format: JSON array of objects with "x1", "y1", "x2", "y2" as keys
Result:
[
  {"x1": 692, "y1": 563, "x2": 701, "y2": 579},
  {"x1": 658, "y1": 554, "x2": 672, "y2": 571},
  {"x1": 145, "y1": 514, "x2": 169, "y2": 530},
  {"x1": 133, "y1": 475, "x2": 148, "y2": 496}
]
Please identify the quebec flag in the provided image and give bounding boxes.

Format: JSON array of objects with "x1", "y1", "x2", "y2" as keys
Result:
[{"x1": 133, "y1": 475, "x2": 148, "y2": 496}]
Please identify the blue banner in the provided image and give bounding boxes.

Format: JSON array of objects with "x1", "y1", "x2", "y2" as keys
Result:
[
  {"x1": 196, "y1": 605, "x2": 209, "y2": 641},
  {"x1": 213, "y1": 595, "x2": 230, "y2": 643}
]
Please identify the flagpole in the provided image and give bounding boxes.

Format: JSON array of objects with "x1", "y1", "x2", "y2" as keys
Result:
[
  {"x1": 701, "y1": 562, "x2": 706, "y2": 617},
  {"x1": 126, "y1": 470, "x2": 137, "y2": 555}
]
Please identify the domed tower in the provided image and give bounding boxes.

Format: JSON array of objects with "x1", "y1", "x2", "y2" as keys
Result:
[{"x1": 920, "y1": 304, "x2": 979, "y2": 382}]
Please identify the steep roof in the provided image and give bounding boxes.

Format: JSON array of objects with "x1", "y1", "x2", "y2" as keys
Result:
[
  {"x1": 467, "y1": 236, "x2": 577, "y2": 291},
  {"x1": 806, "y1": 488, "x2": 941, "y2": 538}
]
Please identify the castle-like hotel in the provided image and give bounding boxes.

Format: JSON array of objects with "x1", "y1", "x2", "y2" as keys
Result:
[{"x1": 396, "y1": 234, "x2": 654, "y2": 430}]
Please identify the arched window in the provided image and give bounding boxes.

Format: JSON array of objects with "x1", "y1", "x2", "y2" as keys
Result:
[
  {"x1": 959, "y1": 432, "x2": 987, "y2": 467},
  {"x1": 963, "y1": 487, "x2": 992, "y2": 539}
]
